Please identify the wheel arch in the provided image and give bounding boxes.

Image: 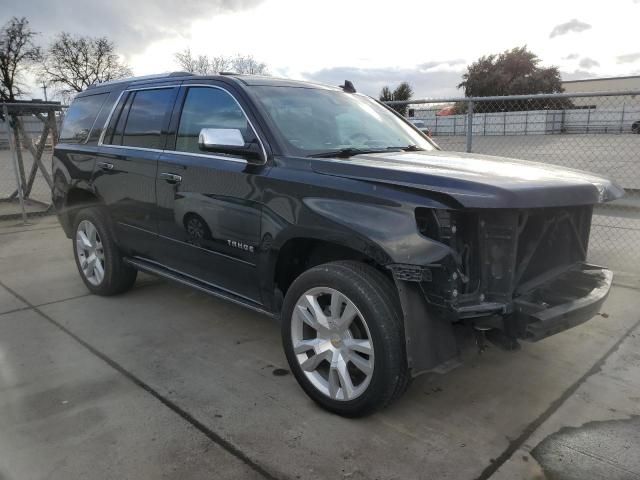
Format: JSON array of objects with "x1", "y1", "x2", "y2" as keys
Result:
[
  {"x1": 267, "y1": 233, "x2": 459, "y2": 379},
  {"x1": 54, "y1": 176, "x2": 104, "y2": 239},
  {"x1": 267, "y1": 234, "x2": 393, "y2": 311}
]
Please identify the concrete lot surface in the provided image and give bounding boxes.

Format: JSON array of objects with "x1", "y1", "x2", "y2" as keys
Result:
[{"x1": 1, "y1": 216, "x2": 639, "y2": 480}]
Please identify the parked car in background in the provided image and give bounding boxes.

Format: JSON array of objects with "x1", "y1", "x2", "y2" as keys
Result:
[
  {"x1": 53, "y1": 73, "x2": 623, "y2": 416},
  {"x1": 408, "y1": 118, "x2": 432, "y2": 136},
  {"x1": 632, "y1": 120, "x2": 640, "y2": 133}
]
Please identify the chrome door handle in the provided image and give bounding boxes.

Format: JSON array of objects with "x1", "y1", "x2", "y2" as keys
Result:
[
  {"x1": 97, "y1": 161, "x2": 114, "y2": 170},
  {"x1": 160, "y1": 172, "x2": 182, "y2": 184}
]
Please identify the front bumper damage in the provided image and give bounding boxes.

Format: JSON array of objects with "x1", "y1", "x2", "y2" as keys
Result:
[
  {"x1": 513, "y1": 263, "x2": 612, "y2": 341},
  {"x1": 391, "y1": 206, "x2": 614, "y2": 376},
  {"x1": 393, "y1": 262, "x2": 613, "y2": 376}
]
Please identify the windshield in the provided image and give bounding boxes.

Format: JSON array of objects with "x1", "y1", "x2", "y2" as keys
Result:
[{"x1": 249, "y1": 86, "x2": 435, "y2": 156}]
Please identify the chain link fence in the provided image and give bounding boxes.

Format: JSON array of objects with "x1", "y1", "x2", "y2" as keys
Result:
[
  {"x1": 0, "y1": 102, "x2": 64, "y2": 221},
  {"x1": 394, "y1": 91, "x2": 640, "y2": 276},
  {"x1": 2, "y1": 94, "x2": 639, "y2": 276}
]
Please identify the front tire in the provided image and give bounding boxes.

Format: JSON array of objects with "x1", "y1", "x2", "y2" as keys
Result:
[
  {"x1": 281, "y1": 261, "x2": 409, "y2": 417},
  {"x1": 73, "y1": 207, "x2": 137, "y2": 296}
]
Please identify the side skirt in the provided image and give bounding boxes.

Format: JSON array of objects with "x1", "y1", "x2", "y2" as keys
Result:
[{"x1": 124, "y1": 256, "x2": 275, "y2": 319}]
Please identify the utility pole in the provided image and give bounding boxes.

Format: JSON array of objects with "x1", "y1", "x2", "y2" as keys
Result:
[{"x1": 42, "y1": 82, "x2": 48, "y2": 101}]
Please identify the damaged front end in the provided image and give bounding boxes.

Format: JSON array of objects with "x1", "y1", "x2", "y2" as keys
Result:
[{"x1": 395, "y1": 206, "x2": 613, "y2": 375}]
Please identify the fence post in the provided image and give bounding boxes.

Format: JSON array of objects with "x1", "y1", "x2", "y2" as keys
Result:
[
  {"x1": 466, "y1": 100, "x2": 474, "y2": 153},
  {"x1": 620, "y1": 102, "x2": 625, "y2": 133},
  {"x1": 2, "y1": 104, "x2": 28, "y2": 224}
]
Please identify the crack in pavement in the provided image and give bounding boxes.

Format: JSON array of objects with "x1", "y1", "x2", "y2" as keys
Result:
[
  {"x1": 474, "y1": 313, "x2": 640, "y2": 480},
  {"x1": 0, "y1": 279, "x2": 285, "y2": 480}
]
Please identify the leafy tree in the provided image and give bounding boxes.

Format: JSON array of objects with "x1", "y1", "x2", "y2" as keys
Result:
[
  {"x1": 175, "y1": 50, "x2": 268, "y2": 75},
  {"x1": 41, "y1": 33, "x2": 131, "y2": 96},
  {"x1": 379, "y1": 82, "x2": 413, "y2": 115},
  {"x1": 0, "y1": 17, "x2": 40, "y2": 102},
  {"x1": 379, "y1": 86, "x2": 393, "y2": 102},
  {"x1": 458, "y1": 46, "x2": 569, "y2": 112}
]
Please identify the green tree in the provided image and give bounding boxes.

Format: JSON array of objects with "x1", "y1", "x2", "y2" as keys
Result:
[
  {"x1": 379, "y1": 86, "x2": 393, "y2": 102},
  {"x1": 458, "y1": 46, "x2": 569, "y2": 112},
  {"x1": 379, "y1": 82, "x2": 413, "y2": 115}
]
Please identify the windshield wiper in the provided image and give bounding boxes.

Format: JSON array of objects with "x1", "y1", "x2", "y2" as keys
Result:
[
  {"x1": 308, "y1": 148, "x2": 396, "y2": 158},
  {"x1": 387, "y1": 144, "x2": 426, "y2": 152}
]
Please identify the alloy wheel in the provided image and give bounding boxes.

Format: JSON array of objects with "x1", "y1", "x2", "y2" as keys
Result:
[
  {"x1": 75, "y1": 219, "x2": 105, "y2": 286},
  {"x1": 291, "y1": 287, "x2": 374, "y2": 401}
]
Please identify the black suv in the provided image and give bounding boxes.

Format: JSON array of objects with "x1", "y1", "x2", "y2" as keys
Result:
[{"x1": 53, "y1": 73, "x2": 623, "y2": 416}]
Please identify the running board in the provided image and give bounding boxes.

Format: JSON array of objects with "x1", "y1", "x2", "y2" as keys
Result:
[{"x1": 124, "y1": 257, "x2": 274, "y2": 318}]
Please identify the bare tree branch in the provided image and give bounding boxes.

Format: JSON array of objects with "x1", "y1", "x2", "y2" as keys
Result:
[
  {"x1": 41, "y1": 33, "x2": 132, "y2": 96},
  {"x1": 174, "y1": 49, "x2": 268, "y2": 75},
  {"x1": 231, "y1": 54, "x2": 268, "y2": 75},
  {"x1": 0, "y1": 17, "x2": 40, "y2": 103}
]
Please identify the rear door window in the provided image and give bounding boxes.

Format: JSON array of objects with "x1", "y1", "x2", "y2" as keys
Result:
[
  {"x1": 121, "y1": 88, "x2": 175, "y2": 149},
  {"x1": 59, "y1": 93, "x2": 109, "y2": 144}
]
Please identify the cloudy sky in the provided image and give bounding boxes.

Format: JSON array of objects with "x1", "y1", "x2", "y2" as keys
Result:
[{"x1": 3, "y1": 0, "x2": 640, "y2": 99}]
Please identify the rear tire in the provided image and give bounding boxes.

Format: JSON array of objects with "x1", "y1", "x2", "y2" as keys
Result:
[
  {"x1": 73, "y1": 207, "x2": 137, "y2": 296},
  {"x1": 281, "y1": 261, "x2": 409, "y2": 417}
]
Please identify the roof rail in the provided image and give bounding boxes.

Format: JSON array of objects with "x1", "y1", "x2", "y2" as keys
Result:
[
  {"x1": 87, "y1": 71, "x2": 195, "y2": 89},
  {"x1": 168, "y1": 71, "x2": 195, "y2": 77}
]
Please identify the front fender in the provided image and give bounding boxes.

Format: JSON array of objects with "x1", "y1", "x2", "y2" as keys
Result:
[{"x1": 303, "y1": 197, "x2": 451, "y2": 265}]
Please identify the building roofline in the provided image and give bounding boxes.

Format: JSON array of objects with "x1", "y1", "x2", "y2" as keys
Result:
[{"x1": 562, "y1": 75, "x2": 640, "y2": 84}]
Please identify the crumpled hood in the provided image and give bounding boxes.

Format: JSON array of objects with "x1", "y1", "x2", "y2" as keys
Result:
[{"x1": 311, "y1": 150, "x2": 624, "y2": 208}]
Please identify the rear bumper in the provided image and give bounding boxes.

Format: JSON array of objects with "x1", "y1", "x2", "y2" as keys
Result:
[{"x1": 513, "y1": 264, "x2": 613, "y2": 341}]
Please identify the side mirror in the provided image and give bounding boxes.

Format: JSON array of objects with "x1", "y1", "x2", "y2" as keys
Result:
[{"x1": 198, "y1": 128, "x2": 264, "y2": 163}]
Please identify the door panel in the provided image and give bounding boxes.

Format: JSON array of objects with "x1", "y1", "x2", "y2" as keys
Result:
[
  {"x1": 93, "y1": 85, "x2": 178, "y2": 257},
  {"x1": 153, "y1": 84, "x2": 267, "y2": 302},
  {"x1": 93, "y1": 146, "x2": 160, "y2": 257},
  {"x1": 155, "y1": 152, "x2": 264, "y2": 301}
]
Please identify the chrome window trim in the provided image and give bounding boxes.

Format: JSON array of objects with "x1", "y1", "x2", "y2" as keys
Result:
[
  {"x1": 99, "y1": 142, "x2": 248, "y2": 165},
  {"x1": 97, "y1": 83, "x2": 267, "y2": 165},
  {"x1": 98, "y1": 144, "x2": 165, "y2": 154},
  {"x1": 161, "y1": 149, "x2": 249, "y2": 165}
]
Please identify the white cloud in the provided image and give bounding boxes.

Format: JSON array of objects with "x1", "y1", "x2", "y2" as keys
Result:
[
  {"x1": 549, "y1": 19, "x2": 592, "y2": 38},
  {"x1": 617, "y1": 52, "x2": 640, "y2": 64},
  {"x1": 304, "y1": 65, "x2": 466, "y2": 99},
  {"x1": 578, "y1": 57, "x2": 600, "y2": 69},
  {"x1": 7, "y1": 0, "x2": 640, "y2": 98}
]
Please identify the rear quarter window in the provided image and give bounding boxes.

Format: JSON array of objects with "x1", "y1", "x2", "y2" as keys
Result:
[{"x1": 59, "y1": 93, "x2": 109, "y2": 144}]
